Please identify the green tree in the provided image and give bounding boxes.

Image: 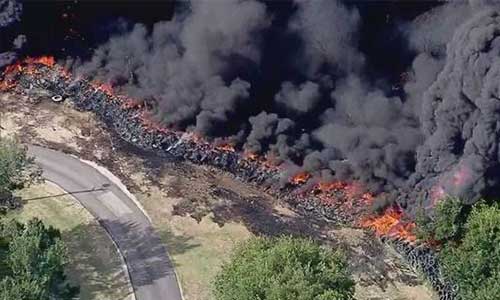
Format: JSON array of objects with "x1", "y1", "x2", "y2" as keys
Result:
[
  {"x1": 0, "y1": 219, "x2": 78, "y2": 300},
  {"x1": 415, "y1": 197, "x2": 465, "y2": 242},
  {"x1": 439, "y1": 203, "x2": 500, "y2": 300},
  {"x1": 214, "y1": 236, "x2": 355, "y2": 300},
  {"x1": 0, "y1": 137, "x2": 40, "y2": 212}
]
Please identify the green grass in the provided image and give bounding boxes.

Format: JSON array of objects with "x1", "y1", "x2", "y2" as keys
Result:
[
  {"x1": 159, "y1": 217, "x2": 252, "y2": 300},
  {"x1": 137, "y1": 188, "x2": 253, "y2": 300},
  {"x1": 9, "y1": 182, "x2": 133, "y2": 300}
]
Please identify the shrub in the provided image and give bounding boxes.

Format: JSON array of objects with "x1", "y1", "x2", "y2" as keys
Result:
[
  {"x1": 439, "y1": 203, "x2": 500, "y2": 300},
  {"x1": 0, "y1": 219, "x2": 78, "y2": 300},
  {"x1": 213, "y1": 236, "x2": 355, "y2": 300},
  {"x1": 415, "y1": 197, "x2": 465, "y2": 242},
  {"x1": 0, "y1": 137, "x2": 40, "y2": 212}
]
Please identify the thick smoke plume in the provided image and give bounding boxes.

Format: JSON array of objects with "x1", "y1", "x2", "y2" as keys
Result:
[
  {"x1": 0, "y1": 0, "x2": 24, "y2": 67},
  {"x1": 76, "y1": 0, "x2": 270, "y2": 137},
  {"x1": 65, "y1": 0, "x2": 500, "y2": 211},
  {"x1": 288, "y1": 0, "x2": 365, "y2": 76},
  {"x1": 404, "y1": 8, "x2": 500, "y2": 210}
]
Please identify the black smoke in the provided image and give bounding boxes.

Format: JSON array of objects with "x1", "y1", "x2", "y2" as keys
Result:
[
  {"x1": 73, "y1": 0, "x2": 270, "y2": 137},
  {"x1": 403, "y1": 8, "x2": 500, "y2": 211},
  {"x1": 6, "y1": 0, "x2": 500, "y2": 212},
  {"x1": 0, "y1": 0, "x2": 24, "y2": 67}
]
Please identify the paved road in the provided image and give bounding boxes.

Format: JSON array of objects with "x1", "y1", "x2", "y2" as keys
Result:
[{"x1": 28, "y1": 145, "x2": 182, "y2": 300}]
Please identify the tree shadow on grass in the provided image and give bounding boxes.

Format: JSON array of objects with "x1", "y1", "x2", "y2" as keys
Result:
[
  {"x1": 64, "y1": 219, "x2": 198, "y2": 299},
  {"x1": 94, "y1": 218, "x2": 198, "y2": 292},
  {"x1": 157, "y1": 229, "x2": 201, "y2": 260},
  {"x1": 64, "y1": 223, "x2": 133, "y2": 300}
]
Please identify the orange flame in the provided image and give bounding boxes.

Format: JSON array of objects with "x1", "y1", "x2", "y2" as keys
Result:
[
  {"x1": 215, "y1": 144, "x2": 236, "y2": 152},
  {"x1": 24, "y1": 56, "x2": 55, "y2": 67},
  {"x1": 291, "y1": 172, "x2": 311, "y2": 185},
  {"x1": 314, "y1": 181, "x2": 346, "y2": 192},
  {"x1": 1, "y1": 57, "x2": 419, "y2": 245},
  {"x1": 361, "y1": 205, "x2": 416, "y2": 242},
  {"x1": 90, "y1": 81, "x2": 114, "y2": 96},
  {"x1": 137, "y1": 112, "x2": 172, "y2": 135},
  {"x1": 243, "y1": 151, "x2": 259, "y2": 160}
]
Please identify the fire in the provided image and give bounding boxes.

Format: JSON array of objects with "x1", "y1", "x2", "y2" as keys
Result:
[
  {"x1": 0, "y1": 80, "x2": 16, "y2": 91},
  {"x1": 314, "y1": 181, "x2": 346, "y2": 192},
  {"x1": 452, "y1": 165, "x2": 471, "y2": 187},
  {"x1": 92, "y1": 82, "x2": 114, "y2": 96},
  {"x1": 4, "y1": 63, "x2": 22, "y2": 74},
  {"x1": 291, "y1": 172, "x2": 311, "y2": 185},
  {"x1": 361, "y1": 205, "x2": 416, "y2": 242},
  {"x1": 138, "y1": 112, "x2": 172, "y2": 135},
  {"x1": 95, "y1": 83, "x2": 114, "y2": 96},
  {"x1": 0, "y1": 56, "x2": 418, "y2": 245},
  {"x1": 215, "y1": 144, "x2": 236, "y2": 152},
  {"x1": 306, "y1": 180, "x2": 374, "y2": 211},
  {"x1": 24, "y1": 56, "x2": 55, "y2": 67},
  {"x1": 1, "y1": 56, "x2": 56, "y2": 89}
]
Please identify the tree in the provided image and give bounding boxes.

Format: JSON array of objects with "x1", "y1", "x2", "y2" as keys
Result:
[
  {"x1": 0, "y1": 137, "x2": 40, "y2": 212},
  {"x1": 213, "y1": 236, "x2": 355, "y2": 300},
  {"x1": 0, "y1": 218, "x2": 78, "y2": 300},
  {"x1": 439, "y1": 203, "x2": 500, "y2": 300},
  {"x1": 415, "y1": 197, "x2": 465, "y2": 242}
]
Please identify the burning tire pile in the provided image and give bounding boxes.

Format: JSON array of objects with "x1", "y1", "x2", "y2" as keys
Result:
[{"x1": 2, "y1": 61, "x2": 457, "y2": 300}]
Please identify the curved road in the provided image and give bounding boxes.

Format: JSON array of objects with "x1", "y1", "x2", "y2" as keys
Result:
[{"x1": 28, "y1": 146, "x2": 182, "y2": 300}]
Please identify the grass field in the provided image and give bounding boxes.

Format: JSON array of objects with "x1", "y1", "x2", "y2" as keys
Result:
[
  {"x1": 9, "y1": 182, "x2": 133, "y2": 300},
  {"x1": 137, "y1": 186, "x2": 253, "y2": 300}
]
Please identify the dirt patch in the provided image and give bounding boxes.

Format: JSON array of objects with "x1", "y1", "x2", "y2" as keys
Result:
[{"x1": 1, "y1": 93, "x2": 436, "y2": 300}]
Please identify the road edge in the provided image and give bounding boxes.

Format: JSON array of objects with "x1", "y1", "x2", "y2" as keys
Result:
[
  {"x1": 45, "y1": 180, "x2": 137, "y2": 300},
  {"x1": 77, "y1": 156, "x2": 186, "y2": 300}
]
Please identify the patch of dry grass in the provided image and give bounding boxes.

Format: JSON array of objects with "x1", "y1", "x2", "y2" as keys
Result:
[{"x1": 135, "y1": 179, "x2": 252, "y2": 300}]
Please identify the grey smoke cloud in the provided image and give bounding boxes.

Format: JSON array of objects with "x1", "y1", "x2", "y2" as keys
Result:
[
  {"x1": 0, "y1": 0, "x2": 23, "y2": 68},
  {"x1": 244, "y1": 111, "x2": 295, "y2": 155},
  {"x1": 309, "y1": 75, "x2": 423, "y2": 192},
  {"x1": 289, "y1": 0, "x2": 365, "y2": 76},
  {"x1": 405, "y1": 3, "x2": 474, "y2": 57},
  {"x1": 78, "y1": 0, "x2": 270, "y2": 135},
  {"x1": 0, "y1": 0, "x2": 21, "y2": 27},
  {"x1": 73, "y1": 0, "x2": 500, "y2": 211},
  {"x1": 276, "y1": 0, "x2": 425, "y2": 194},
  {"x1": 403, "y1": 53, "x2": 444, "y2": 116},
  {"x1": 405, "y1": 9, "x2": 500, "y2": 209},
  {"x1": 274, "y1": 81, "x2": 321, "y2": 114}
]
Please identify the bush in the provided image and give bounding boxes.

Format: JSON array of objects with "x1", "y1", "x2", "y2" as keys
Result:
[
  {"x1": 213, "y1": 236, "x2": 355, "y2": 300},
  {"x1": 0, "y1": 137, "x2": 40, "y2": 212},
  {"x1": 0, "y1": 219, "x2": 78, "y2": 300},
  {"x1": 439, "y1": 203, "x2": 500, "y2": 300},
  {"x1": 415, "y1": 197, "x2": 465, "y2": 242}
]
